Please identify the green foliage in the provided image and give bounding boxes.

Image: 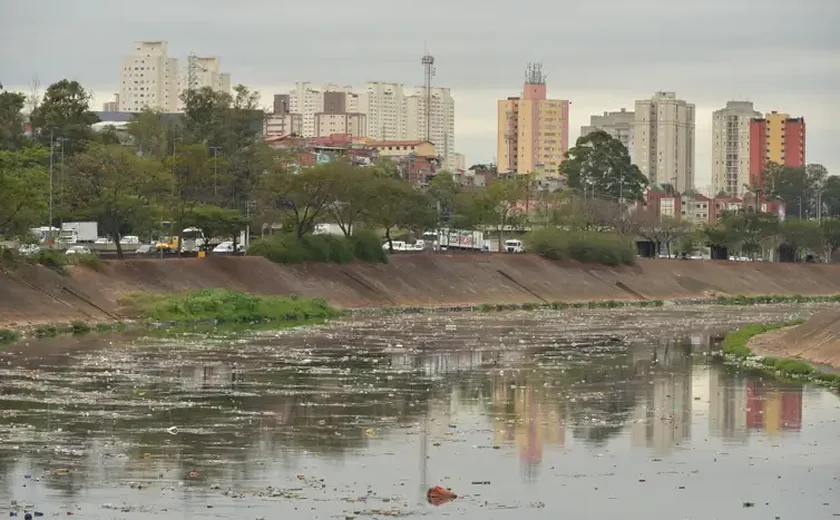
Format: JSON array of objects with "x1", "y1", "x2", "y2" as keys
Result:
[
  {"x1": 32, "y1": 249, "x2": 69, "y2": 274},
  {"x1": 722, "y1": 321, "x2": 803, "y2": 359},
  {"x1": 247, "y1": 233, "x2": 367, "y2": 264},
  {"x1": 0, "y1": 149, "x2": 49, "y2": 237},
  {"x1": 561, "y1": 130, "x2": 647, "y2": 202},
  {"x1": 823, "y1": 176, "x2": 840, "y2": 218},
  {"x1": 33, "y1": 324, "x2": 59, "y2": 337},
  {"x1": 29, "y1": 80, "x2": 99, "y2": 155},
  {"x1": 525, "y1": 228, "x2": 636, "y2": 266},
  {"x1": 367, "y1": 177, "x2": 437, "y2": 248},
  {"x1": 64, "y1": 144, "x2": 172, "y2": 258},
  {"x1": 183, "y1": 204, "x2": 248, "y2": 250},
  {"x1": 350, "y1": 230, "x2": 389, "y2": 263},
  {"x1": 70, "y1": 320, "x2": 91, "y2": 335},
  {"x1": 0, "y1": 88, "x2": 27, "y2": 151},
  {"x1": 0, "y1": 328, "x2": 20, "y2": 344},
  {"x1": 258, "y1": 160, "x2": 338, "y2": 238},
  {"x1": 328, "y1": 164, "x2": 380, "y2": 236},
  {"x1": 715, "y1": 294, "x2": 840, "y2": 305},
  {"x1": 69, "y1": 252, "x2": 103, "y2": 272},
  {"x1": 780, "y1": 218, "x2": 824, "y2": 259},
  {"x1": 119, "y1": 288, "x2": 338, "y2": 325}
]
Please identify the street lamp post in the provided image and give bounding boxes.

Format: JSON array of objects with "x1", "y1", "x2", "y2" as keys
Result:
[
  {"x1": 48, "y1": 130, "x2": 54, "y2": 241},
  {"x1": 209, "y1": 146, "x2": 221, "y2": 197}
]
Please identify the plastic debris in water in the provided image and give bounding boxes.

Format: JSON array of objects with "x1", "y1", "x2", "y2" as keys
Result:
[
  {"x1": 427, "y1": 486, "x2": 457, "y2": 506},
  {"x1": 166, "y1": 426, "x2": 179, "y2": 435}
]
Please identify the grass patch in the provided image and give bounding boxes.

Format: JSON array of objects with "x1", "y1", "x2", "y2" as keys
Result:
[
  {"x1": 119, "y1": 288, "x2": 339, "y2": 326},
  {"x1": 247, "y1": 232, "x2": 387, "y2": 265},
  {"x1": 69, "y1": 253, "x2": 104, "y2": 272},
  {"x1": 525, "y1": 228, "x2": 636, "y2": 266},
  {"x1": 33, "y1": 323, "x2": 60, "y2": 337},
  {"x1": 715, "y1": 294, "x2": 840, "y2": 305},
  {"x1": 721, "y1": 319, "x2": 840, "y2": 392},
  {"x1": 70, "y1": 320, "x2": 92, "y2": 335},
  {"x1": 31, "y1": 249, "x2": 69, "y2": 275},
  {"x1": 0, "y1": 328, "x2": 20, "y2": 344}
]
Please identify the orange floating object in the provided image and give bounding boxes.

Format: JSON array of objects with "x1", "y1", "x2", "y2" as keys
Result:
[{"x1": 426, "y1": 485, "x2": 457, "y2": 506}]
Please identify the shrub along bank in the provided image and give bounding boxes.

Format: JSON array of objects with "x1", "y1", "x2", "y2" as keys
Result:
[
  {"x1": 119, "y1": 288, "x2": 339, "y2": 326},
  {"x1": 525, "y1": 228, "x2": 636, "y2": 266},
  {"x1": 247, "y1": 230, "x2": 388, "y2": 264},
  {"x1": 722, "y1": 321, "x2": 840, "y2": 391}
]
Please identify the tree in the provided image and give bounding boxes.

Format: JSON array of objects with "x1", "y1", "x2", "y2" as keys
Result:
[
  {"x1": 822, "y1": 176, "x2": 840, "y2": 218},
  {"x1": 165, "y1": 143, "x2": 216, "y2": 251},
  {"x1": 0, "y1": 151, "x2": 48, "y2": 237},
  {"x1": 367, "y1": 178, "x2": 435, "y2": 252},
  {"x1": 126, "y1": 108, "x2": 179, "y2": 159},
  {"x1": 637, "y1": 214, "x2": 692, "y2": 256},
  {"x1": 63, "y1": 144, "x2": 171, "y2": 258},
  {"x1": 725, "y1": 212, "x2": 780, "y2": 260},
  {"x1": 0, "y1": 88, "x2": 27, "y2": 151},
  {"x1": 370, "y1": 156, "x2": 401, "y2": 179},
  {"x1": 561, "y1": 130, "x2": 647, "y2": 202},
  {"x1": 427, "y1": 170, "x2": 460, "y2": 226},
  {"x1": 463, "y1": 176, "x2": 529, "y2": 244},
  {"x1": 257, "y1": 160, "x2": 337, "y2": 239},
  {"x1": 329, "y1": 164, "x2": 378, "y2": 237},
  {"x1": 29, "y1": 80, "x2": 99, "y2": 155},
  {"x1": 184, "y1": 205, "x2": 249, "y2": 251},
  {"x1": 780, "y1": 218, "x2": 824, "y2": 262},
  {"x1": 821, "y1": 218, "x2": 840, "y2": 261},
  {"x1": 762, "y1": 162, "x2": 824, "y2": 219}
]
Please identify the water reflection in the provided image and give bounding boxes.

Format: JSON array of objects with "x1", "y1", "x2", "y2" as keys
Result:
[{"x1": 0, "y1": 305, "x2": 836, "y2": 518}]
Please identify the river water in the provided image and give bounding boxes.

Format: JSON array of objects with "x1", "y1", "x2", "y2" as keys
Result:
[{"x1": 1, "y1": 305, "x2": 839, "y2": 519}]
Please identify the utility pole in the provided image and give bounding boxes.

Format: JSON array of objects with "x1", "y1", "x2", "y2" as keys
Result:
[{"x1": 48, "y1": 129, "x2": 54, "y2": 240}]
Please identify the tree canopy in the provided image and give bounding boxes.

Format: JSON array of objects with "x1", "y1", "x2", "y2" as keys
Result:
[{"x1": 561, "y1": 130, "x2": 647, "y2": 202}]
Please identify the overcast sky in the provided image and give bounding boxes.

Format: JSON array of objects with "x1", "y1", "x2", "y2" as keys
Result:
[{"x1": 2, "y1": 0, "x2": 838, "y2": 188}]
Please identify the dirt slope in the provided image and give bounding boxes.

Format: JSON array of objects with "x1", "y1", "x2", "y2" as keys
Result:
[{"x1": 5, "y1": 254, "x2": 840, "y2": 327}]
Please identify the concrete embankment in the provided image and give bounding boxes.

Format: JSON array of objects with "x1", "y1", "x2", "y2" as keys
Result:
[
  {"x1": 6, "y1": 254, "x2": 840, "y2": 327},
  {"x1": 749, "y1": 312, "x2": 840, "y2": 370}
]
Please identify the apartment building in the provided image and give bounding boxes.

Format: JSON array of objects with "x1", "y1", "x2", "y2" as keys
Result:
[
  {"x1": 177, "y1": 56, "x2": 231, "y2": 110},
  {"x1": 633, "y1": 91, "x2": 695, "y2": 192},
  {"x1": 581, "y1": 108, "x2": 635, "y2": 157},
  {"x1": 711, "y1": 101, "x2": 761, "y2": 197},
  {"x1": 102, "y1": 94, "x2": 119, "y2": 112},
  {"x1": 405, "y1": 87, "x2": 457, "y2": 170},
  {"x1": 265, "y1": 94, "x2": 302, "y2": 136},
  {"x1": 496, "y1": 64, "x2": 570, "y2": 177},
  {"x1": 118, "y1": 41, "x2": 180, "y2": 113},
  {"x1": 749, "y1": 111, "x2": 806, "y2": 187},
  {"x1": 314, "y1": 91, "x2": 366, "y2": 137},
  {"x1": 363, "y1": 81, "x2": 407, "y2": 140}
]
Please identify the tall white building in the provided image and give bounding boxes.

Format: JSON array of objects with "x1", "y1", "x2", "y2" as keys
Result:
[
  {"x1": 711, "y1": 101, "x2": 762, "y2": 197},
  {"x1": 177, "y1": 56, "x2": 231, "y2": 109},
  {"x1": 290, "y1": 82, "x2": 326, "y2": 137},
  {"x1": 581, "y1": 108, "x2": 635, "y2": 158},
  {"x1": 363, "y1": 81, "x2": 407, "y2": 140},
  {"x1": 118, "y1": 41, "x2": 180, "y2": 113},
  {"x1": 405, "y1": 87, "x2": 457, "y2": 170},
  {"x1": 633, "y1": 91, "x2": 696, "y2": 192}
]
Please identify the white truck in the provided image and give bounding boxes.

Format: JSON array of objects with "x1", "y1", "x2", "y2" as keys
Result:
[
  {"x1": 426, "y1": 229, "x2": 487, "y2": 251},
  {"x1": 59, "y1": 222, "x2": 98, "y2": 244}
]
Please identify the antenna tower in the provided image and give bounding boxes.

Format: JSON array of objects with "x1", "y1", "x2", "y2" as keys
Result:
[
  {"x1": 421, "y1": 45, "x2": 435, "y2": 143},
  {"x1": 187, "y1": 52, "x2": 198, "y2": 92}
]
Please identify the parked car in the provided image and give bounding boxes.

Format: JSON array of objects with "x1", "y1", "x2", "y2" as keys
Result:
[
  {"x1": 135, "y1": 244, "x2": 158, "y2": 255},
  {"x1": 212, "y1": 241, "x2": 236, "y2": 253},
  {"x1": 94, "y1": 237, "x2": 113, "y2": 244},
  {"x1": 19, "y1": 244, "x2": 41, "y2": 256},
  {"x1": 120, "y1": 235, "x2": 140, "y2": 245},
  {"x1": 65, "y1": 245, "x2": 92, "y2": 255}
]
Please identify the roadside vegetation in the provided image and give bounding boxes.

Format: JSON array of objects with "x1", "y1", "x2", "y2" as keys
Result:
[
  {"x1": 247, "y1": 230, "x2": 387, "y2": 265},
  {"x1": 119, "y1": 288, "x2": 339, "y2": 326},
  {"x1": 722, "y1": 320, "x2": 840, "y2": 391},
  {"x1": 525, "y1": 228, "x2": 635, "y2": 266}
]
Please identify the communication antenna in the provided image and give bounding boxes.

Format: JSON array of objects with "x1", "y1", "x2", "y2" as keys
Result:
[
  {"x1": 421, "y1": 44, "x2": 435, "y2": 143},
  {"x1": 27, "y1": 74, "x2": 41, "y2": 116},
  {"x1": 525, "y1": 63, "x2": 545, "y2": 85},
  {"x1": 187, "y1": 52, "x2": 199, "y2": 92}
]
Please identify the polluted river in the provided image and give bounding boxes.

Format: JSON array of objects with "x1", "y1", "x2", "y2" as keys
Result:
[{"x1": 1, "y1": 304, "x2": 839, "y2": 519}]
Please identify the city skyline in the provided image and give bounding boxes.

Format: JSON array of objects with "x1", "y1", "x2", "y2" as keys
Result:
[{"x1": 2, "y1": 0, "x2": 837, "y2": 183}]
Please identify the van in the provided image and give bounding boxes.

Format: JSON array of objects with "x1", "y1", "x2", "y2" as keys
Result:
[{"x1": 504, "y1": 239, "x2": 523, "y2": 253}]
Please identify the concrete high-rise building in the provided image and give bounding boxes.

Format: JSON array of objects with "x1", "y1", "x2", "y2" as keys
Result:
[
  {"x1": 118, "y1": 41, "x2": 180, "y2": 113},
  {"x1": 405, "y1": 87, "x2": 456, "y2": 170},
  {"x1": 711, "y1": 101, "x2": 761, "y2": 197},
  {"x1": 633, "y1": 91, "x2": 696, "y2": 192},
  {"x1": 102, "y1": 94, "x2": 119, "y2": 112},
  {"x1": 581, "y1": 108, "x2": 635, "y2": 158},
  {"x1": 363, "y1": 81, "x2": 407, "y2": 141},
  {"x1": 496, "y1": 63, "x2": 570, "y2": 177},
  {"x1": 177, "y1": 56, "x2": 231, "y2": 111},
  {"x1": 289, "y1": 82, "x2": 325, "y2": 137},
  {"x1": 314, "y1": 91, "x2": 366, "y2": 137},
  {"x1": 749, "y1": 111, "x2": 806, "y2": 188},
  {"x1": 265, "y1": 94, "x2": 302, "y2": 136}
]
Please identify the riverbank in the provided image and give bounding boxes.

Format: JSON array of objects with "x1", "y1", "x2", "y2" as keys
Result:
[
  {"x1": 722, "y1": 321, "x2": 840, "y2": 390},
  {"x1": 6, "y1": 254, "x2": 840, "y2": 327},
  {"x1": 748, "y1": 311, "x2": 840, "y2": 371}
]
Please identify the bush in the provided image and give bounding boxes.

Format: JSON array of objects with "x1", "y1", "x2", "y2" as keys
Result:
[
  {"x1": 69, "y1": 253, "x2": 104, "y2": 272},
  {"x1": 525, "y1": 228, "x2": 635, "y2": 266},
  {"x1": 70, "y1": 320, "x2": 92, "y2": 335},
  {"x1": 247, "y1": 232, "x2": 386, "y2": 265},
  {"x1": 119, "y1": 288, "x2": 339, "y2": 325},
  {"x1": 0, "y1": 328, "x2": 20, "y2": 344},
  {"x1": 350, "y1": 230, "x2": 389, "y2": 263},
  {"x1": 31, "y1": 249, "x2": 70, "y2": 274},
  {"x1": 33, "y1": 324, "x2": 59, "y2": 337}
]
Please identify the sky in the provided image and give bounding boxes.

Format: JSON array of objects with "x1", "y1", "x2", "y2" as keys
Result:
[{"x1": 2, "y1": 0, "x2": 838, "y2": 190}]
